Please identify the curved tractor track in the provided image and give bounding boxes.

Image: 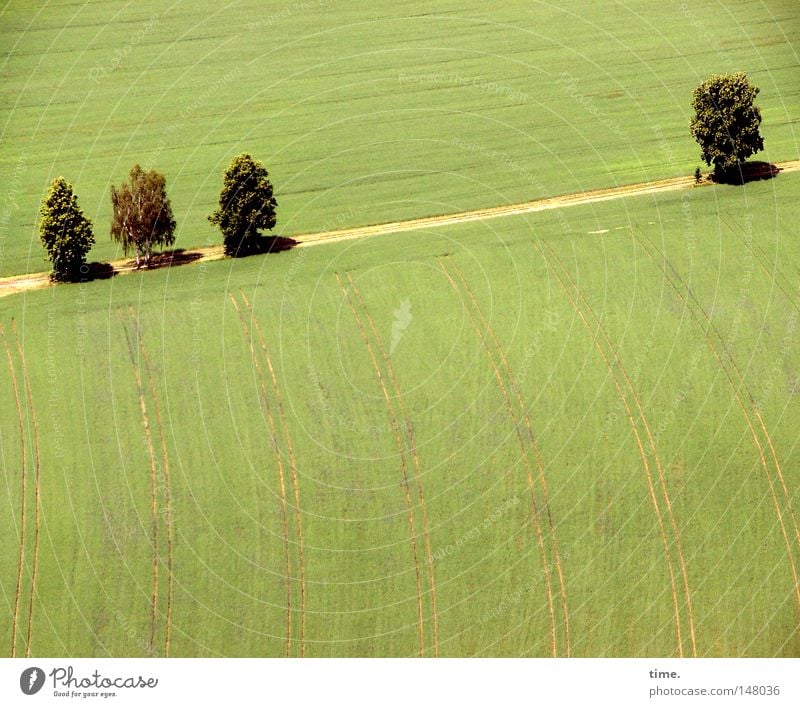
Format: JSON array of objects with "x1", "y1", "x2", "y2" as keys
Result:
[
  {"x1": 2, "y1": 319, "x2": 43, "y2": 659},
  {"x1": 342, "y1": 272, "x2": 440, "y2": 657},
  {"x1": 335, "y1": 272, "x2": 428, "y2": 657},
  {"x1": 117, "y1": 310, "x2": 175, "y2": 657},
  {"x1": 438, "y1": 258, "x2": 569, "y2": 657},
  {"x1": 531, "y1": 240, "x2": 696, "y2": 656}
]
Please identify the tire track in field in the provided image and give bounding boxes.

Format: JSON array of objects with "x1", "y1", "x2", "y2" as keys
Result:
[
  {"x1": 528, "y1": 243, "x2": 687, "y2": 656},
  {"x1": 127, "y1": 309, "x2": 175, "y2": 658},
  {"x1": 722, "y1": 214, "x2": 800, "y2": 313},
  {"x1": 1, "y1": 322, "x2": 26, "y2": 658},
  {"x1": 436, "y1": 260, "x2": 559, "y2": 657},
  {"x1": 228, "y1": 293, "x2": 294, "y2": 657},
  {"x1": 117, "y1": 311, "x2": 160, "y2": 655},
  {"x1": 533, "y1": 240, "x2": 697, "y2": 656},
  {"x1": 4, "y1": 160, "x2": 800, "y2": 300},
  {"x1": 343, "y1": 272, "x2": 440, "y2": 657},
  {"x1": 237, "y1": 290, "x2": 308, "y2": 657},
  {"x1": 712, "y1": 223, "x2": 800, "y2": 563},
  {"x1": 442, "y1": 259, "x2": 572, "y2": 656},
  {"x1": 334, "y1": 272, "x2": 426, "y2": 657},
  {"x1": 632, "y1": 228, "x2": 800, "y2": 611},
  {"x1": 636, "y1": 226, "x2": 800, "y2": 556},
  {"x1": 12, "y1": 321, "x2": 42, "y2": 659}
]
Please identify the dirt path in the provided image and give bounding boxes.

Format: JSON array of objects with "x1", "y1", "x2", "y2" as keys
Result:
[
  {"x1": 3, "y1": 161, "x2": 798, "y2": 300},
  {"x1": 344, "y1": 273, "x2": 439, "y2": 657},
  {"x1": 238, "y1": 290, "x2": 308, "y2": 657},
  {"x1": 335, "y1": 272, "x2": 427, "y2": 657}
]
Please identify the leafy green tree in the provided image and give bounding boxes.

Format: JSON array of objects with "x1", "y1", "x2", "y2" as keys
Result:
[
  {"x1": 111, "y1": 165, "x2": 176, "y2": 267},
  {"x1": 38, "y1": 177, "x2": 95, "y2": 282},
  {"x1": 208, "y1": 153, "x2": 277, "y2": 257},
  {"x1": 690, "y1": 72, "x2": 764, "y2": 175}
]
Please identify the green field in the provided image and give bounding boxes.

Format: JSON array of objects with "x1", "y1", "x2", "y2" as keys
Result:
[
  {"x1": 1, "y1": 0, "x2": 799, "y2": 276},
  {"x1": 2, "y1": 173, "x2": 800, "y2": 656},
  {"x1": 2, "y1": 1, "x2": 800, "y2": 658}
]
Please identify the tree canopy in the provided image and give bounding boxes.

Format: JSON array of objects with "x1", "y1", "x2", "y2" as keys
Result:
[
  {"x1": 690, "y1": 72, "x2": 764, "y2": 175},
  {"x1": 38, "y1": 177, "x2": 95, "y2": 282},
  {"x1": 111, "y1": 165, "x2": 176, "y2": 267},
  {"x1": 208, "y1": 153, "x2": 278, "y2": 257}
]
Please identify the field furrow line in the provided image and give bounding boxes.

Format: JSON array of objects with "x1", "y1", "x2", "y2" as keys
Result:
[
  {"x1": 535, "y1": 240, "x2": 697, "y2": 656},
  {"x1": 238, "y1": 290, "x2": 307, "y2": 657},
  {"x1": 228, "y1": 293, "x2": 294, "y2": 657},
  {"x1": 529, "y1": 244, "x2": 685, "y2": 656},
  {"x1": 343, "y1": 272, "x2": 440, "y2": 657},
  {"x1": 335, "y1": 272, "x2": 426, "y2": 657},
  {"x1": 437, "y1": 259, "x2": 559, "y2": 657},
  {"x1": 117, "y1": 311, "x2": 160, "y2": 655},
  {"x1": 722, "y1": 214, "x2": 800, "y2": 543},
  {"x1": 12, "y1": 321, "x2": 42, "y2": 659},
  {"x1": 443, "y1": 259, "x2": 571, "y2": 656},
  {"x1": 637, "y1": 227, "x2": 800, "y2": 553},
  {"x1": 633, "y1": 229, "x2": 800, "y2": 610},
  {"x1": 1, "y1": 322, "x2": 26, "y2": 658},
  {"x1": 127, "y1": 310, "x2": 175, "y2": 658},
  {"x1": 722, "y1": 215, "x2": 800, "y2": 314}
]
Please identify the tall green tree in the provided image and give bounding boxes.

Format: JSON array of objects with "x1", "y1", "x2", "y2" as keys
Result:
[
  {"x1": 690, "y1": 72, "x2": 764, "y2": 175},
  {"x1": 38, "y1": 177, "x2": 95, "y2": 282},
  {"x1": 208, "y1": 154, "x2": 277, "y2": 257},
  {"x1": 111, "y1": 165, "x2": 176, "y2": 267}
]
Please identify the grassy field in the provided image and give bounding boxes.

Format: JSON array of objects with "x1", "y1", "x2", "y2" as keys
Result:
[
  {"x1": 1, "y1": 168, "x2": 799, "y2": 656},
  {"x1": 1, "y1": 0, "x2": 799, "y2": 277}
]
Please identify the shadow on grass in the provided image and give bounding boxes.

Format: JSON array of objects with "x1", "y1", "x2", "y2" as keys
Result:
[
  {"x1": 711, "y1": 161, "x2": 782, "y2": 185},
  {"x1": 113, "y1": 248, "x2": 205, "y2": 273},
  {"x1": 65, "y1": 237, "x2": 298, "y2": 285},
  {"x1": 228, "y1": 235, "x2": 298, "y2": 258},
  {"x1": 145, "y1": 248, "x2": 205, "y2": 270},
  {"x1": 77, "y1": 261, "x2": 116, "y2": 283}
]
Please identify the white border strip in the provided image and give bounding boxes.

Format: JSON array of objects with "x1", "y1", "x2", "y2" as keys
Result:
[{"x1": 1, "y1": 658, "x2": 798, "y2": 706}]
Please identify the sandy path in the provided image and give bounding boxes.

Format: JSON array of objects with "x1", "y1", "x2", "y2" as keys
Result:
[{"x1": 2, "y1": 161, "x2": 798, "y2": 299}]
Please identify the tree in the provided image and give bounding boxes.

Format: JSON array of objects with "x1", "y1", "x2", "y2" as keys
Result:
[
  {"x1": 690, "y1": 72, "x2": 764, "y2": 176},
  {"x1": 38, "y1": 177, "x2": 95, "y2": 282},
  {"x1": 111, "y1": 165, "x2": 176, "y2": 267},
  {"x1": 208, "y1": 154, "x2": 277, "y2": 257}
]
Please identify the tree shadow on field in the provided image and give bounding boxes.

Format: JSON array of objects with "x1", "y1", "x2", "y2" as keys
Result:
[
  {"x1": 229, "y1": 235, "x2": 298, "y2": 258},
  {"x1": 144, "y1": 248, "x2": 204, "y2": 270},
  {"x1": 711, "y1": 161, "x2": 781, "y2": 185},
  {"x1": 77, "y1": 261, "x2": 116, "y2": 283},
  {"x1": 57, "y1": 237, "x2": 298, "y2": 288}
]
